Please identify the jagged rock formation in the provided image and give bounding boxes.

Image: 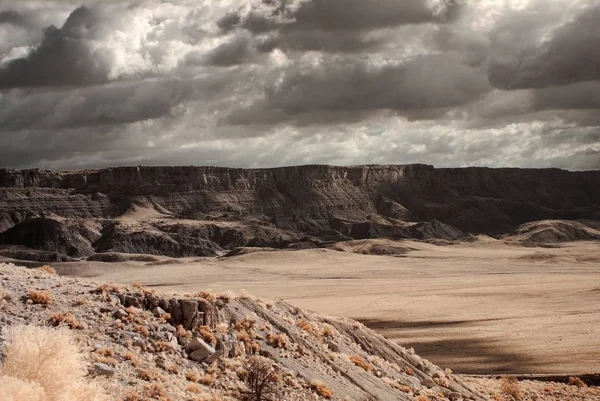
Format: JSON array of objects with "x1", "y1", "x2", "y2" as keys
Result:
[{"x1": 0, "y1": 165, "x2": 598, "y2": 260}]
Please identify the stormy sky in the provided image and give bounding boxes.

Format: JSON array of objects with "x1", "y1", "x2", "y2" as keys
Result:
[{"x1": 0, "y1": 0, "x2": 598, "y2": 170}]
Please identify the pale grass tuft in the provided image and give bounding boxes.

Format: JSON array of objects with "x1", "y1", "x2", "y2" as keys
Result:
[
  {"x1": 216, "y1": 322, "x2": 230, "y2": 334},
  {"x1": 321, "y1": 324, "x2": 336, "y2": 338},
  {"x1": 0, "y1": 287, "x2": 12, "y2": 302},
  {"x1": 35, "y1": 265, "x2": 57, "y2": 275},
  {"x1": 0, "y1": 375, "x2": 47, "y2": 401},
  {"x1": 217, "y1": 290, "x2": 236, "y2": 302},
  {"x1": 0, "y1": 324, "x2": 107, "y2": 401}
]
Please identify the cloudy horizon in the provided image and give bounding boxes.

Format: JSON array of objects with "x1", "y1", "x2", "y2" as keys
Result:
[{"x1": 0, "y1": 0, "x2": 598, "y2": 171}]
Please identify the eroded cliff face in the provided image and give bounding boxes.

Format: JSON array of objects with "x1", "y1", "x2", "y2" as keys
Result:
[{"x1": 0, "y1": 164, "x2": 598, "y2": 259}]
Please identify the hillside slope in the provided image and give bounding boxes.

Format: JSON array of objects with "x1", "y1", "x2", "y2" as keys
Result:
[
  {"x1": 0, "y1": 263, "x2": 484, "y2": 401},
  {"x1": 2, "y1": 263, "x2": 598, "y2": 400}
]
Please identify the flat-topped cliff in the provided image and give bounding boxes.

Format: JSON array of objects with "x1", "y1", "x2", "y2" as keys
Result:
[{"x1": 0, "y1": 165, "x2": 598, "y2": 260}]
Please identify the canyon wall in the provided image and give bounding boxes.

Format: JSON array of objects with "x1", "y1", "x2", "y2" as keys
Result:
[{"x1": 1, "y1": 164, "x2": 598, "y2": 235}]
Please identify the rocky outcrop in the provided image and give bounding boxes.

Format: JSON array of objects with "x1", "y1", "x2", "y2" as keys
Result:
[
  {"x1": 503, "y1": 220, "x2": 600, "y2": 244},
  {"x1": 0, "y1": 165, "x2": 598, "y2": 259}
]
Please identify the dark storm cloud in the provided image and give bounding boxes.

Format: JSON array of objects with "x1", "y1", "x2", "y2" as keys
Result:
[
  {"x1": 286, "y1": 0, "x2": 463, "y2": 31},
  {"x1": 231, "y1": 0, "x2": 463, "y2": 34},
  {"x1": 0, "y1": 0, "x2": 598, "y2": 171},
  {"x1": 226, "y1": 53, "x2": 490, "y2": 125},
  {"x1": 489, "y1": 5, "x2": 600, "y2": 89},
  {"x1": 0, "y1": 6, "x2": 112, "y2": 89},
  {"x1": 222, "y1": 0, "x2": 463, "y2": 53},
  {"x1": 204, "y1": 34, "x2": 255, "y2": 66},
  {"x1": 0, "y1": 10, "x2": 32, "y2": 27},
  {"x1": 0, "y1": 77, "x2": 229, "y2": 130}
]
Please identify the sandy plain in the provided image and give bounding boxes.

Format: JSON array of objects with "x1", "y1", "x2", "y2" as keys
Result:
[{"x1": 53, "y1": 239, "x2": 600, "y2": 375}]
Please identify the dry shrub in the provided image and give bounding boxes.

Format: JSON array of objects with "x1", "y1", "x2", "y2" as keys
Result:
[
  {"x1": 186, "y1": 383, "x2": 204, "y2": 393},
  {"x1": 199, "y1": 374, "x2": 216, "y2": 386},
  {"x1": 138, "y1": 368, "x2": 161, "y2": 382},
  {"x1": 568, "y1": 376, "x2": 586, "y2": 387},
  {"x1": 28, "y1": 290, "x2": 52, "y2": 305},
  {"x1": 161, "y1": 361, "x2": 179, "y2": 375},
  {"x1": 122, "y1": 390, "x2": 144, "y2": 401},
  {"x1": 266, "y1": 333, "x2": 288, "y2": 349},
  {"x1": 198, "y1": 325, "x2": 217, "y2": 345},
  {"x1": 144, "y1": 383, "x2": 167, "y2": 398},
  {"x1": 49, "y1": 312, "x2": 84, "y2": 330},
  {"x1": 237, "y1": 330, "x2": 253, "y2": 342},
  {"x1": 186, "y1": 370, "x2": 201, "y2": 383},
  {"x1": 198, "y1": 291, "x2": 217, "y2": 302},
  {"x1": 296, "y1": 319, "x2": 319, "y2": 335},
  {"x1": 72, "y1": 298, "x2": 89, "y2": 306},
  {"x1": 133, "y1": 324, "x2": 150, "y2": 337},
  {"x1": 91, "y1": 354, "x2": 118, "y2": 366},
  {"x1": 310, "y1": 380, "x2": 333, "y2": 399},
  {"x1": 236, "y1": 316, "x2": 258, "y2": 331},
  {"x1": 158, "y1": 312, "x2": 172, "y2": 323},
  {"x1": 0, "y1": 324, "x2": 107, "y2": 401},
  {"x1": 122, "y1": 352, "x2": 141, "y2": 367},
  {"x1": 177, "y1": 324, "x2": 191, "y2": 339},
  {"x1": 95, "y1": 348, "x2": 114, "y2": 357},
  {"x1": 243, "y1": 356, "x2": 281, "y2": 401},
  {"x1": 501, "y1": 376, "x2": 522, "y2": 400},
  {"x1": 349, "y1": 355, "x2": 371, "y2": 371},
  {"x1": 153, "y1": 341, "x2": 174, "y2": 353},
  {"x1": 96, "y1": 282, "x2": 120, "y2": 293}
]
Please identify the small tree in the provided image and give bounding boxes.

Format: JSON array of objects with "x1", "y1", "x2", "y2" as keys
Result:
[{"x1": 243, "y1": 356, "x2": 281, "y2": 401}]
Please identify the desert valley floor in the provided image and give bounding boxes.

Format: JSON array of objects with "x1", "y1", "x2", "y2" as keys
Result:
[{"x1": 49, "y1": 239, "x2": 600, "y2": 376}]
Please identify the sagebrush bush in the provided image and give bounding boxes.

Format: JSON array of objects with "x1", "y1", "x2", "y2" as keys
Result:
[
  {"x1": 0, "y1": 324, "x2": 107, "y2": 401},
  {"x1": 28, "y1": 290, "x2": 52, "y2": 305},
  {"x1": 310, "y1": 380, "x2": 333, "y2": 399},
  {"x1": 349, "y1": 355, "x2": 371, "y2": 371},
  {"x1": 501, "y1": 376, "x2": 522, "y2": 400}
]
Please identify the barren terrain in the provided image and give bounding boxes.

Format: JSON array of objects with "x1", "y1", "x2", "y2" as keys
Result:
[{"x1": 47, "y1": 239, "x2": 600, "y2": 376}]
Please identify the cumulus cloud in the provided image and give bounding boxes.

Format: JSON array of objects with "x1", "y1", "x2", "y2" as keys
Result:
[{"x1": 0, "y1": 0, "x2": 598, "y2": 171}]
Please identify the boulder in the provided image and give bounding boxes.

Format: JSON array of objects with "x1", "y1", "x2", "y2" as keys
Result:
[
  {"x1": 181, "y1": 300, "x2": 199, "y2": 329},
  {"x1": 153, "y1": 306, "x2": 167, "y2": 317},
  {"x1": 186, "y1": 337, "x2": 215, "y2": 362},
  {"x1": 90, "y1": 363, "x2": 115, "y2": 377},
  {"x1": 204, "y1": 349, "x2": 224, "y2": 364}
]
